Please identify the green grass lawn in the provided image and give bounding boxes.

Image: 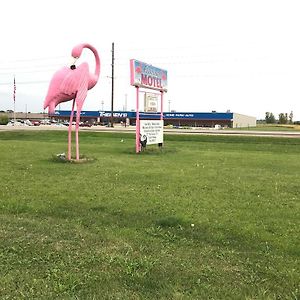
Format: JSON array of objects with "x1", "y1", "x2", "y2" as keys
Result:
[
  {"x1": 0, "y1": 130, "x2": 299, "y2": 299},
  {"x1": 231, "y1": 124, "x2": 300, "y2": 131}
]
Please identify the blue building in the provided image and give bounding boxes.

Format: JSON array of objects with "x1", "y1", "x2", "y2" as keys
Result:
[{"x1": 53, "y1": 110, "x2": 256, "y2": 128}]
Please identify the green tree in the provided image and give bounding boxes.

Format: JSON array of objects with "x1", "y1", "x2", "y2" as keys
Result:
[
  {"x1": 289, "y1": 111, "x2": 293, "y2": 124},
  {"x1": 278, "y1": 113, "x2": 288, "y2": 124},
  {"x1": 0, "y1": 114, "x2": 9, "y2": 125},
  {"x1": 265, "y1": 112, "x2": 276, "y2": 124}
]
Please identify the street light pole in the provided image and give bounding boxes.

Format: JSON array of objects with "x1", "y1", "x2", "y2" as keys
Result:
[
  {"x1": 13, "y1": 75, "x2": 16, "y2": 125},
  {"x1": 110, "y1": 42, "x2": 114, "y2": 127}
]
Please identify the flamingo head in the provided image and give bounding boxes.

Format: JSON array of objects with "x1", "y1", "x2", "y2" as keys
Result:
[
  {"x1": 71, "y1": 44, "x2": 85, "y2": 60},
  {"x1": 70, "y1": 43, "x2": 100, "y2": 88}
]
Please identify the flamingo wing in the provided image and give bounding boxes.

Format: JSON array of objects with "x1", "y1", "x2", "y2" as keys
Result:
[{"x1": 60, "y1": 63, "x2": 89, "y2": 98}]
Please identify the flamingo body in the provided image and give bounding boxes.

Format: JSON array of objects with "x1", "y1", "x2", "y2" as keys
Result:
[{"x1": 44, "y1": 43, "x2": 100, "y2": 160}]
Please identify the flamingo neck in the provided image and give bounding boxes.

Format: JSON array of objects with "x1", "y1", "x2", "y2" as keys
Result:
[
  {"x1": 72, "y1": 43, "x2": 100, "y2": 88},
  {"x1": 82, "y1": 43, "x2": 100, "y2": 88}
]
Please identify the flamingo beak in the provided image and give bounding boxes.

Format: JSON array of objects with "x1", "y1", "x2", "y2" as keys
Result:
[
  {"x1": 70, "y1": 56, "x2": 78, "y2": 68},
  {"x1": 69, "y1": 57, "x2": 78, "y2": 70}
]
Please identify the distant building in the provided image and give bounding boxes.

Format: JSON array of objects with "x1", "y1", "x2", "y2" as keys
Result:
[
  {"x1": 51, "y1": 110, "x2": 256, "y2": 128},
  {"x1": 3, "y1": 110, "x2": 256, "y2": 128},
  {"x1": 3, "y1": 111, "x2": 47, "y2": 120}
]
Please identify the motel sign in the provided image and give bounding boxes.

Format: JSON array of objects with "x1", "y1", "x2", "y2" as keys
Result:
[{"x1": 130, "y1": 59, "x2": 168, "y2": 92}]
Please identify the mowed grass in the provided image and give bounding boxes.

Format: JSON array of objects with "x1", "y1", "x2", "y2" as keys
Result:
[
  {"x1": 232, "y1": 124, "x2": 300, "y2": 131},
  {"x1": 0, "y1": 130, "x2": 299, "y2": 299}
]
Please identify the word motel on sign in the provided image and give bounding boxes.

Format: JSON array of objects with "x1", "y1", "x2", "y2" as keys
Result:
[{"x1": 141, "y1": 74, "x2": 163, "y2": 89}]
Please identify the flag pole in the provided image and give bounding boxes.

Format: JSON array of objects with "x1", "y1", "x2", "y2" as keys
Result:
[{"x1": 13, "y1": 100, "x2": 16, "y2": 125}]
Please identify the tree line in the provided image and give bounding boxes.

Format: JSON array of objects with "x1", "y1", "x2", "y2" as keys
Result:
[{"x1": 265, "y1": 111, "x2": 295, "y2": 124}]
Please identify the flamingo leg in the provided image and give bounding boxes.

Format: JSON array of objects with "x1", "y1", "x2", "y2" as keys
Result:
[
  {"x1": 75, "y1": 109, "x2": 80, "y2": 160},
  {"x1": 68, "y1": 99, "x2": 76, "y2": 160}
]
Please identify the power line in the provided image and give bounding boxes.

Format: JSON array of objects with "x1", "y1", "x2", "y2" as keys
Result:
[
  {"x1": 0, "y1": 55, "x2": 67, "y2": 64},
  {"x1": 0, "y1": 61, "x2": 115, "y2": 75},
  {"x1": 0, "y1": 68, "x2": 60, "y2": 75},
  {"x1": 0, "y1": 80, "x2": 48, "y2": 85}
]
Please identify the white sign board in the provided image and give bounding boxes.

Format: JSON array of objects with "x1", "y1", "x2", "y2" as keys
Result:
[
  {"x1": 144, "y1": 93, "x2": 158, "y2": 113},
  {"x1": 140, "y1": 120, "x2": 164, "y2": 145}
]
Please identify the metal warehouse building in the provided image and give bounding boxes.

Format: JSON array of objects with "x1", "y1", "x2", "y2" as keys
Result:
[
  {"x1": 161, "y1": 112, "x2": 256, "y2": 128},
  {"x1": 53, "y1": 111, "x2": 256, "y2": 128}
]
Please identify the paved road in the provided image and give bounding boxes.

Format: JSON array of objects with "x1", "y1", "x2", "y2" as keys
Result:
[{"x1": 1, "y1": 124, "x2": 300, "y2": 138}]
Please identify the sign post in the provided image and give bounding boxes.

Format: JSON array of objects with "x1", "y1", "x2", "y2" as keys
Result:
[
  {"x1": 130, "y1": 59, "x2": 168, "y2": 153},
  {"x1": 160, "y1": 91, "x2": 163, "y2": 121},
  {"x1": 135, "y1": 86, "x2": 140, "y2": 153}
]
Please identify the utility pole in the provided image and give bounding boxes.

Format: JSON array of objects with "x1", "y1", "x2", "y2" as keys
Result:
[{"x1": 110, "y1": 42, "x2": 114, "y2": 127}]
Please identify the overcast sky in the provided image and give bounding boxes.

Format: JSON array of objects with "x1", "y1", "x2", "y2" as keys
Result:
[{"x1": 1, "y1": 0, "x2": 300, "y2": 120}]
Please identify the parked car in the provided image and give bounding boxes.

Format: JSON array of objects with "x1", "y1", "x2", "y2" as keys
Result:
[
  {"x1": 24, "y1": 120, "x2": 33, "y2": 126},
  {"x1": 32, "y1": 120, "x2": 41, "y2": 126},
  {"x1": 40, "y1": 119, "x2": 51, "y2": 125},
  {"x1": 79, "y1": 122, "x2": 92, "y2": 127}
]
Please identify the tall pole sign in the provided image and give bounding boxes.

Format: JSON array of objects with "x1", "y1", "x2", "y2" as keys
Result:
[
  {"x1": 130, "y1": 59, "x2": 168, "y2": 92},
  {"x1": 130, "y1": 59, "x2": 168, "y2": 153}
]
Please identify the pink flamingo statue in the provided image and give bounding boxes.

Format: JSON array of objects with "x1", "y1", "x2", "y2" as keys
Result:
[{"x1": 44, "y1": 43, "x2": 100, "y2": 160}]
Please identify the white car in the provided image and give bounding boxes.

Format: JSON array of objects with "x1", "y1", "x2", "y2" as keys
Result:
[
  {"x1": 7, "y1": 121, "x2": 22, "y2": 126},
  {"x1": 24, "y1": 120, "x2": 33, "y2": 126}
]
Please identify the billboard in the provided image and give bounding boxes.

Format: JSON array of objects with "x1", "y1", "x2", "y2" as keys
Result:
[{"x1": 130, "y1": 59, "x2": 168, "y2": 91}]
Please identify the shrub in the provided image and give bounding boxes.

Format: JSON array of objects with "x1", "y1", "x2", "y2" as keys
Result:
[{"x1": 0, "y1": 114, "x2": 9, "y2": 125}]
